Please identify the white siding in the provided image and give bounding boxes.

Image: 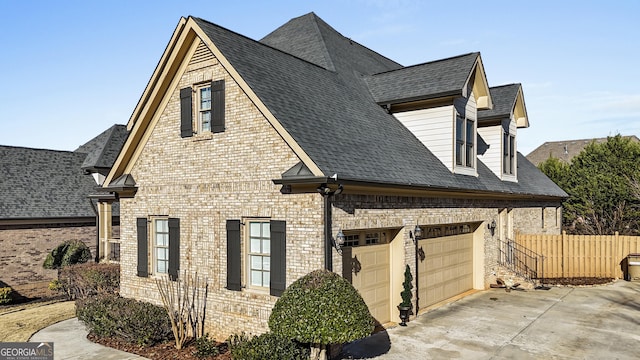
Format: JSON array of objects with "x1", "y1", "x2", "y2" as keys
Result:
[
  {"x1": 393, "y1": 106, "x2": 455, "y2": 171},
  {"x1": 478, "y1": 125, "x2": 501, "y2": 177}
]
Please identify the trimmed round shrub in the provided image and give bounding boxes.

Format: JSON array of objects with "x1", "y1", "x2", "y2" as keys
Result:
[
  {"x1": 268, "y1": 269, "x2": 374, "y2": 346},
  {"x1": 228, "y1": 332, "x2": 309, "y2": 360},
  {"x1": 43, "y1": 240, "x2": 91, "y2": 269}
]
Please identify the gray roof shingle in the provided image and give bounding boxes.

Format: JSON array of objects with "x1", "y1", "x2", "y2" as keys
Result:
[
  {"x1": 192, "y1": 14, "x2": 566, "y2": 199},
  {"x1": 76, "y1": 124, "x2": 128, "y2": 174},
  {"x1": 364, "y1": 53, "x2": 479, "y2": 104},
  {"x1": 0, "y1": 146, "x2": 97, "y2": 219},
  {"x1": 478, "y1": 84, "x2": 521, "y2": 121}
]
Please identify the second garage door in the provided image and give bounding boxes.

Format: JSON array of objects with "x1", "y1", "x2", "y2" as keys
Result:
[{"x1": 418, "y1": 232, "x2": 473, "y2": 308}]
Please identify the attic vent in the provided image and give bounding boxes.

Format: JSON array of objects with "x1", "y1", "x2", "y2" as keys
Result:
[{"x1": 190, "y1": 41, "x2": 214, "y2": 65}]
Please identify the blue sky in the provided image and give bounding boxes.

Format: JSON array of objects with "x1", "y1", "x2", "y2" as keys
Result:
[{"x1": 1, "y1": 0, "x2": 638, "y2": 154}]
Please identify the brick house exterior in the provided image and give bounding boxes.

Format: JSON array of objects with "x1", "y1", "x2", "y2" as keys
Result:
[{"x1": 102, "y1": 14, "x2": 566, "y2": 340}]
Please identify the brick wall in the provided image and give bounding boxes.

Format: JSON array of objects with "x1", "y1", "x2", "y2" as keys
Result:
[{"x1": 0, "y1": 224, "x2": 96, "y2": 297}]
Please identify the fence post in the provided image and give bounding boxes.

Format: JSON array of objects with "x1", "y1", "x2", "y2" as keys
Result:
[
  {"x1": 561, "y1": 230, "x2": 567, "y2": 278},
  {"x1": 614, "y1": 231, "x2": 620, "y2": 279}
]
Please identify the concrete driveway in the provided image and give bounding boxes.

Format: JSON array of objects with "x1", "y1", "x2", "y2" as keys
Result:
[{"x1": 342, "y1": 281, "x2": 640, "y2": 359}]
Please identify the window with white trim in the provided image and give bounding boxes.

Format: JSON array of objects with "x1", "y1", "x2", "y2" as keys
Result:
[
  {"x1": 456, "y1": 116, "x2": 475, "y2": 168},
  {"x1": 153, "y1": 218, "x2": 169, "y2": 274},
  {"x1": 198, "y1": 85, "x2": 212, "y2": 133},
  {"x1": 248, "y1": 221, "x2": 271, "y2": 289}
]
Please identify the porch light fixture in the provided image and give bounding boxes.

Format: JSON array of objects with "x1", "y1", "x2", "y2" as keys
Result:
[
  {"x1": 334, "y1": 229, "x2": 346, "y2": 255},
  {"x1": 411, "y1": 224, "x2": 423, "y2": 243},
  {"x1": 488, "y1": 220, "x2": 497, "y2": 236}
]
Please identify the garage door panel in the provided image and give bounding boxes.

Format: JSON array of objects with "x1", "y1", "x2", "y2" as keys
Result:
[
  {"x1": 350, "y1": 244, "x2": 390, "y2": 324},
  {"x1": 418, "y1": 233, "x2": 473, "y2": 308}
]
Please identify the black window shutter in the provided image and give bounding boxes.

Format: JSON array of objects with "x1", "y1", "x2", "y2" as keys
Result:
[
  {"x1": 136, "y1": 218, "x2": 148, "y2": 277},
  {"x1": 180, "y1": 87, "x2": 193, "y2": 138},
  {"x1": 211, "y1": 80, "x2": 225, "y2": 133},
  {"x1": 226, "y1": 220, "x2": 241, "y2": 291},
  {"x1": 270, "y1": 220, "x2": 286, "y2": 297},
  {"x1": 168, "y1": 218, "x2": 180, "y2": 281},
  {"x1": 341, "y1": 247, "x2": 353, "y2": 284}
]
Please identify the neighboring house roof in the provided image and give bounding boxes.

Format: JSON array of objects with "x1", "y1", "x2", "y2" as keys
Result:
[
  {"x1": 526, "y1": 135, "x2": 640, "y2": 166},
  {"x1": 76, "y1": 125, "x2": 129, "y2": 175},
  {"x1": 0, "y1": 146, "x2": 97, "y2": 219},
  {"x1": 111, "y1": 13, "x2": 567, "y2": 199},
  {"x1": 0, "y1": 125, "x2": 126, "y2": 221}
]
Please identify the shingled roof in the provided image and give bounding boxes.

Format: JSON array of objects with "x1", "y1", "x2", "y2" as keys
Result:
[
  {"x1": 526, "y1": 135, "x2": 640, "y2": 166},
  {"x1": 1, "y1": 125, "x2": 126, "y2": 221},
  {"x1": 0, "y1": 146, "x2": 97, "y2": 219},
  {"x1": 364, "y1": 52, "x2": 480, "y2": 104},
  {"x1": 76, "y1": 124, "x2": 128, "y2": 175},
  {"x1": 478, "y1": 84, "x2": 520, "y2": 121},
  {"x1": 190, "y1": 14, "x2": 566, "y2": 199}
]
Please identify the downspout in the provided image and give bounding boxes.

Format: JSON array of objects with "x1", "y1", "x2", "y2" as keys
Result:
[
  {"x1": 415, "y1": 235, "x2": 419, "y2": 314},
  {"x1": 317, "y1": 183, "x2": 343, "y2": 271}
]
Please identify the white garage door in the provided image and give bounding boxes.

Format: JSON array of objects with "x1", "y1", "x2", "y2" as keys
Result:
[
  {"x1": 418, "y1": 233, "x2": 473, "y2": 308},
  {"x1": 350, "y1": 244, "x2": 390, "y2": 324}
]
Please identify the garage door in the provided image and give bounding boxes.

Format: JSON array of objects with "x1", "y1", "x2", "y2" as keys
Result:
[
  {"x1": 418, "y1": 233, "x2": 473, "y2": 308},
  {"x1": 348, "y1": 244, "x2": 390, "y2": 324}
]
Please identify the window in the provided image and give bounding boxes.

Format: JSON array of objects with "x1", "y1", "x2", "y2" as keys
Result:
[
  {"x1": 456, "y1": 116, "x2": 475, "y2": 168},
  {"x1": 154, "y1": 219, "x2": 169, "y2": 274},
  {"x1": 198, "y1": 86, "x2": 212, "y2": 132},
  {"x1": 180, "y1": 80, "x2": 225, "y2": 138},
  {"x1": 248, "y1": 221, "x2": 271, "y2": 289},
  {"x1": 226, "y1": 219, "x2": 286, "y2": 296},
  {"x1": 136, "y1": 217, "x2": 180, "y2": 280},
  {"x1": 503, "y1": 132, "x2": 516, "y2": 175}
]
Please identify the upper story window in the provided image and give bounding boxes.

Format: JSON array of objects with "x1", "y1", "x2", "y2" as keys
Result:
[
  {"x1": 503, "y1": 132, "x2": 515, "y2": 175},
  {"x1": 456, "y1": 116, "x2": 475, "y2": 168},
  {"x1": 198, "y1": 86, "x2": 212, "y2": 133}
]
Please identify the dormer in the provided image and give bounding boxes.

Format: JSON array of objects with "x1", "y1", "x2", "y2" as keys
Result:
[
  {"x1": 477, "y1": 84, "x2": 529, "y2": 182},
  {"x1": 364, "y1": 53, "x2": 492, "y2": 176}
]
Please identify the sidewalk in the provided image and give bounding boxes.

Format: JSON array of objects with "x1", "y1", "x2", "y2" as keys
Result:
[{"x1": 30, "y1": 318, "x2": 147, "y2": 360}]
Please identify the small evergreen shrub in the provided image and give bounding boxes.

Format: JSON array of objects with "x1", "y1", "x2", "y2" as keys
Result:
[
  {"x1": 269, "y1": 269, "x2": 374, "y2": 347},
  {"x1": 76, "y1": 294, "x2": 172, "y2": 346},
  {"x1": 228, "y1": 332, "x2": 309, "y2": 360},
  {"x1": 195, "y1": 333, "x2": 220, "y2": 358},
  {"x1": 43, "y1": 240, "x2": 91, "y2": 269},
  {"x1": 399, "y1": 264, "x2": 413, "y2": 308},
  {"x1": 0, "y1": 287, "x2": 12, "y2": 305},
  {"x1": 58, "y1": 262, "x2": 119, "y2": 299}
]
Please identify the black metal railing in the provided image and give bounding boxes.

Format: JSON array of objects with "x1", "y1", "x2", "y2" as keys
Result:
[
  {"x1": 108, "y1": 239, "x2": 121, "y2": 262},
  {"x1": 498, "y1": 238, "x2": 541, "y2": 282}
]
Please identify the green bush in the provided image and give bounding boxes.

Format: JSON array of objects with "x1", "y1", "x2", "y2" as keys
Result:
[
  {"x1": 76, "y1": 294, "x2": 172, "y2": 346},
  {"x1": 269, "y1": 269, "x2": 374, "y2": 346},
  {"x1": 228, "y1": 332, "x2": 309, "y2": 360},
  {"x1": 195, "y1": 333, "x2": 220, "y2": 358},
  {"x1": 43, "y1": 240, "x2": 91, "y2": 269},
  {"x1": 58, "y1": 262, "x2": 119, "y2": 300},
  {"x1": 0, "y1": 287, "x2": 12, "y2": 305}
]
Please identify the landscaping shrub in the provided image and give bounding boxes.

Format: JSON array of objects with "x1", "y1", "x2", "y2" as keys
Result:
[
  {"x1": 76, "y1": 294, "x2": 172, "y2": 346},
  {"x1": 58, "y1": 262, "x2": 119, "y2": 300},
  {"x1": 43, "y1": 240, "x2": 91, "y2": 269},
  {"x1": 269, "y1": 269, "x2": 374, "y2": 358},
  {"x1": 0, "y1": 287, "x2": 12, "y2": 305},
  {"x1": 195, "y1": 333, "x2": 219, "y2": 358},
  {"x1": 228, "y1": 332, "x2": 309, "y2": 360}
]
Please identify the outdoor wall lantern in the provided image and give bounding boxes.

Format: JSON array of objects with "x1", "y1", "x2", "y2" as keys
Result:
[
  {"x1": 411, "y1": 224, "x2": 423, "y2": 243},
  {"x1": 488, "y1": 220, "x2": 497, "y2": 236},
  {"x1": 334, "y1": 229, "x2": 346, "y2": 254}
]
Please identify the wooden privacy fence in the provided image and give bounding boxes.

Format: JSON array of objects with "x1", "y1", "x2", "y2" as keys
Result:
[{"x1": 515, "y1": 232, "x2": 640, "y2": 279}]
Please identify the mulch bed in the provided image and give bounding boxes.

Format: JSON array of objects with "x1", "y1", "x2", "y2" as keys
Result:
[{"x1": 87, "y1": 333, "x2": 231, "y2": 360}]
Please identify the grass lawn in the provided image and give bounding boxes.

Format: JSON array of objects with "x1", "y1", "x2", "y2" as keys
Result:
[{"x1": 0, "y1": 301, "x2": 76, "y2": 342}]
